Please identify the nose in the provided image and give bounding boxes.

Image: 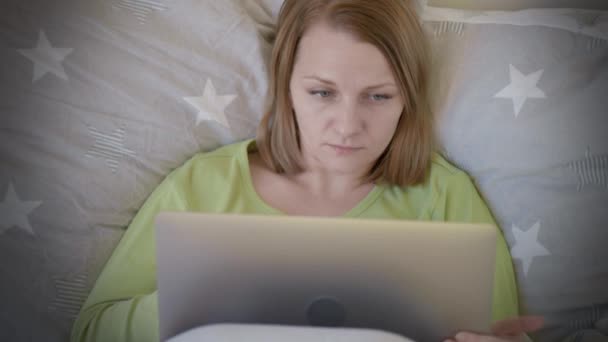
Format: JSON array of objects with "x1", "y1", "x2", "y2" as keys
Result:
[{"x1": 334, "y1": 99, "x2": 364, "y2": 138}]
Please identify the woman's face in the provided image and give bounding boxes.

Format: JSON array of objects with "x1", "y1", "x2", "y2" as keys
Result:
[{"x1": 289, "y1": 22, "x2": 405, "y2": 176}]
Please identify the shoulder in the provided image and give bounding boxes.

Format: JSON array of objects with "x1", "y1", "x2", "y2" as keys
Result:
[
  {"x1": 429, "y1": 152, "x2": 468, "y2": 179},
  {"x1": 424, "y1": 152, "x2": 474, "y2": 193},
  {"x1": 427, "y1": 153, "x2": 495, "y2": 223},
  {"x1": 191, "y1": 139, "x2": 251, "y2": 164},
  {"x1": 413, "y1": 152, "x2": 480, "y2": 215},
  {"x1": 381, "y1": 152, "x2": 471, "y2": 196},
  {"x1": 168, "y1": 139, "x2": 253, "y2": 185}
]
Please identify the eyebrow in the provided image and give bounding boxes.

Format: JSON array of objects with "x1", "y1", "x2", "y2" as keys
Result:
[{"x1": 302, "y1": 76, "x2": 396, "y2": 90}]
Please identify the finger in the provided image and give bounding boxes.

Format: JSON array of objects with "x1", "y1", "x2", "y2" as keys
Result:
[{"x1": 491, "y1": 316, "x2": 545, "y2": 336}]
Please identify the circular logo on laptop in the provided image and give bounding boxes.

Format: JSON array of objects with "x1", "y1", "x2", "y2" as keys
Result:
[{"x1": 306, "y1": 296, "x2": 346, "y2": 327}]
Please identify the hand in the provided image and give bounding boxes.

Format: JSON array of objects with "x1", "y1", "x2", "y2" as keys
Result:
[{"x1": 442, "y1": 316, "x2": 544, "y2": 342}]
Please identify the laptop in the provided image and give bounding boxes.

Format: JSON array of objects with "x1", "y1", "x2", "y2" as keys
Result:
[{"x1": 155, "y1": 212, "x2": 497, "y2": 342}]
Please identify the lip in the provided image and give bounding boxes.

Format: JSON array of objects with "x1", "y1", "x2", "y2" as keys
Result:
[{"x1": 327, "y1": 144, "x2": 364, "y2": 154}]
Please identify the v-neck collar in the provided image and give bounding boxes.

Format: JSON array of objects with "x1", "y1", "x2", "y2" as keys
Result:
[{"x1": 238, "y1": 139, "x2": 385, "y2": 217}]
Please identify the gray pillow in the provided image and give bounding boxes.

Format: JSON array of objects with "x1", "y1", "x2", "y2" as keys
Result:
[
  {"x1": 423, "y1": 6, "x2": 608, "y2": 341},
  {"x1": 0, "y1": 0, "x2": 282, "y2": 341}
]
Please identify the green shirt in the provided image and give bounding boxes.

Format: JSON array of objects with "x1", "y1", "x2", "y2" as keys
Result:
[{"x1": 71, "y1": 139, "x2": 519, "y2": 342}]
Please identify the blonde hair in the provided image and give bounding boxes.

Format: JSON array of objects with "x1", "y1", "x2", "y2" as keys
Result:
[{"x1": 256, "y1": 0, "x2": 435, "y2": 187}]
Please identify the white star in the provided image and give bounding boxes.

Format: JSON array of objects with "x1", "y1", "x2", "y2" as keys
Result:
[
  {"x1": 494, "y1": 64, "x2": 546, "y2": 118},
  {"x1": 0, "y1": 182, "x2": 43, "y2": 236},
  {"x1": 509, "y1": 221, "x2": 550, "y2": 277},
  {"x1": 17, "y1": 30, "x2": 74, "y2": 82},
  {"x1": 183, "y1": 79, "x2": 237, "y2": 129}
]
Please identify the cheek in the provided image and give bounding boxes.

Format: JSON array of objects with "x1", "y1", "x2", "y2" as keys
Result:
[
  {"x1": 292, "y1": 94, "x2": 329, "y2": 128},
  {"x1": 290, "y1": 89, "x2": 308, "y2": 124},
  {"x1": 370, "y1": 106, "x2": 402, "y2": 134},
  {"x1": 291, "y1": 85, "x2": 308, "y2": 112}
]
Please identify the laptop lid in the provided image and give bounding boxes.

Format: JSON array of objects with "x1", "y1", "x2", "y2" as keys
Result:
[{"x1": 155, "y1": 212, "x2": 497, "y2": 342}]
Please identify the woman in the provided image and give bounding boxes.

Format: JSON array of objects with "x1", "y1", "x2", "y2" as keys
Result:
[{"x1": 71, "y1": 0, "x2": 543, "y2": 341}]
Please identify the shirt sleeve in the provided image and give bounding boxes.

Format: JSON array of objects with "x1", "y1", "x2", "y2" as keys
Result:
[
  {"x1": 431, "y1": 171, "x2": 520, "y2": 323},
  {"x1": 71, "y1": 169, "x2": 189, "y2": 342}
]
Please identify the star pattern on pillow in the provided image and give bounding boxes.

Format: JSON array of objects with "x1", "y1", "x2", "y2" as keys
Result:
[
  {"x1": 3, "y1": 4, "x2": 606, "y2": 336},
  {"x1": 48, "y1": 273, "x2": 88, "y2": 319},
  {"x1": 17, "y1": 30, "x2": 74, "y2": 83},
  {"x1": 587, "y1": 37, "x2": 607, "y2": 52},
  {"x1": 494, "y1": 64, "x2": 546, "y2": 118},
  {"x1": 112, "y1": 0, "x2": 169, "y2": 24},
  {"x1": 85, "y1": 124, "x2": 136, "y2": 173},
  {"x1": 0, "y1": 182, "x2": 43, "y2": 236},
  {"x1": 569, "y1": 147, "x2": 608, "y2": 191},
  {"x1": 433, "y1": 21, "x2": 465, "y2": 37},
  {"x1": 183, "y1": 79, "x2": 237, "y2": 129},
  {"x1": 508, "y1": 221, "x2": 551, "y2": 277}
]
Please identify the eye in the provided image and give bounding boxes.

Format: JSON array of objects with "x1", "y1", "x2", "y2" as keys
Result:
[
  {"x1": 310, "y1": 90, "x2": 332, "y2": 98},
  {"x1": 370, "y1": 94, "x2": 392, "y2": 101}
]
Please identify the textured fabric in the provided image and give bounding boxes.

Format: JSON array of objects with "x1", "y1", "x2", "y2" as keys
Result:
[
  {"x1": 1, "y1": 1, "x2": 282, "y2": 341},
  {"x1": 70, "y1": 139, "x2": 518, "y2": 342},
  {"x1": 1, "y1": 0, "x2": 606, "y2": 341},
  {"x1": 423, "y1": 5, "x2": 608, "y2": 341}
]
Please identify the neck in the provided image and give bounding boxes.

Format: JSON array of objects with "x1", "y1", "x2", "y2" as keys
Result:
[
  {"x1": 290, "y1": 167, "x2": 373, "y2": 200},
  {"x1": 292, "y1": 144, "x2": 375, "y2": 199}
]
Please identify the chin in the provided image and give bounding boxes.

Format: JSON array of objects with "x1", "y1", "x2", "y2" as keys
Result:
[
  {"x1": 311, "y1": 147, "x2": 373, "y2": 173},
  {"x1": 324, "y1": 159, "x2": 370, "y2": 174}
]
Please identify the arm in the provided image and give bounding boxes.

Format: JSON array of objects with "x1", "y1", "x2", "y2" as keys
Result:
[
  {"x1": 431, "y1": 171, "x2": 519, "y2": 322},
  {"x1": 71, "y1": 169, "x2": 189, "y2": 342},
  {"x1": 432, "y1": 172, "x2": 545, "y2": 341}
]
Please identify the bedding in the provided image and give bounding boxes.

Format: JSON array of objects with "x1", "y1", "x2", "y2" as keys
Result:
[
  {"x1": 1, "y1": 0, "x2": 282, "y2": 340},
  {"x1": 422, "y1": 4, "x2": 608, "y2": 341},
  {"x1": 0, "y1": 0, "x2": 606, "y2": 341}
]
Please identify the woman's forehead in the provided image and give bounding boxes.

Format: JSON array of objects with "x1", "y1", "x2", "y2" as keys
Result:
[{"x1": 293, "y1": 23, "x2": 395, "y2": 84}]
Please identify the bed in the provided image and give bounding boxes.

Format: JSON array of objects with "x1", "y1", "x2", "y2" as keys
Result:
[{"x1": 1, "y1": 0, "x2": 606, "y2": 341}]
